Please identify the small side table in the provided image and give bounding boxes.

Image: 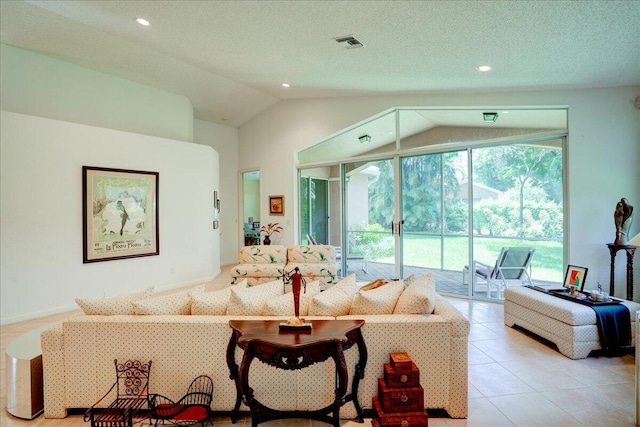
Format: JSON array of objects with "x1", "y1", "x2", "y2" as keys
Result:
[
  {"x1": 607, "y1": 243, "x2": 636, "y2": 301},
  {"x1": 226, "y1": 319, "x2": 367, "y2": 427},
  {"x1": 5, "y1": 325, "x2": 49, "y2": 419}
]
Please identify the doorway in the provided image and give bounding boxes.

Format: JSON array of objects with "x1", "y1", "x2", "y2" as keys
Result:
[{"x1": 241, "y1": 170, "x2": 260, "y2": 246}]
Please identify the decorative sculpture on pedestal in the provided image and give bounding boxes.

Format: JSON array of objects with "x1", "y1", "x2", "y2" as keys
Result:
[
  {"x1": 614, "y1": 198, "x2": 634, "y2": 245},
  {"x1": 279, "y1": 267, "x2": 311, "y2": 329}
]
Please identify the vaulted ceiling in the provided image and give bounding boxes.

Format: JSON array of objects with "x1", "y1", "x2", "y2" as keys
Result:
[{"x1": 1, "y1": 0, "x2": 639, "y2": 127}]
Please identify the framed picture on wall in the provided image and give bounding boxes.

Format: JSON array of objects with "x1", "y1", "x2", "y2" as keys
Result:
[
  {"x1": 269, "y1": 195, "x2": 284, "y2": 215},
  {"x1": 82, "y1": 166, "x2": 159, "y2": 263}
]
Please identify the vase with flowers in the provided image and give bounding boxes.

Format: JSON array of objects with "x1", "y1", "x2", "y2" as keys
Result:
[{"x1": 260, "y1": 222, "x2": 283, "y2": 245}]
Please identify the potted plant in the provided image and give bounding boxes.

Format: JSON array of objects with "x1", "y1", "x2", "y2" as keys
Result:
[{"x1": 260, "y1": 222, "x2": 283, "y2": 245}]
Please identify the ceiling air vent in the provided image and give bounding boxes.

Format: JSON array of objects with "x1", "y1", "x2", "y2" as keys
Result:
[{"x1": 334, "y1": 35, "x2": 364, "y2": 49}]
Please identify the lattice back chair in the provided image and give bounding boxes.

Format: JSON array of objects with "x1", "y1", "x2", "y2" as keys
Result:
[
  {"x1": 149, "y1": 375, "x2": 214, "y2": 427},
  {"x1": 84, "y1": 360, "x2": 152, "y2": 427}
]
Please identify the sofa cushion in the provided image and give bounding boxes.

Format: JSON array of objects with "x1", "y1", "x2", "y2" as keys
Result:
[
  {"x1": 287, "y1": 245, "x2": 336, "y2": 263},
  {"x1": 350, "y1": 280, "x2": 404, "y2": 314},
  {"x1": 190, "y1": 282, "x2": 243, "y2": 315},
  {"x1": 238, "y1": 245, "x2": 287, "y2": 264},
  {"x1": 394, "y1": 273, "x2": 437, "y2": 315},
  {"x1": 132, "y1": 285, "x2": 205, "y2": 315},
  {"x1": 226, "y1": 279, "x2": 284, "y2": 315},
  {"x1": 232, "y1": 263, "x2": 285, "y2": 279},
  {"x1": 308, "y1": 275, "x2": 356, "y2": 316},
  {"x1": 263, "y1": 281, "x2": 321, "y2": 316},
  {"x1": 75, "y1": 286, "x2": 154, "y2": 315}
]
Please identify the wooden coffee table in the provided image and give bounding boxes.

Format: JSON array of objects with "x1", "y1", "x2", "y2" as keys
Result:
[{"x1": 226, "y1": 319, "x2": 367, "y2": 427}]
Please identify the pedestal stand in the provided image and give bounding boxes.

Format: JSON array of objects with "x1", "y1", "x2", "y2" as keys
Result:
[{"x1": 606, "y1": 243, "x2": 636, "y2": 301}]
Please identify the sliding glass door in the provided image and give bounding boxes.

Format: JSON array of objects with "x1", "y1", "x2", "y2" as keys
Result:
[
  {"x1": 400, "y1": 151, "x2": 469, "y2": 294},
  {"x1": 340, "y1": 159, "x2": 396, "y2": 279},
  {"x1": 298, "y1": 108, "x2": 567, "y2": 298},
  {"x1": 300, "y1": 176, "x2": 329, "y2": 245}
]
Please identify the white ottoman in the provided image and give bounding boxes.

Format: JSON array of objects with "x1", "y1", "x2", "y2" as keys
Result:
[{"x1": 504, "y1": 287, "x2": 638, "y2": 359}]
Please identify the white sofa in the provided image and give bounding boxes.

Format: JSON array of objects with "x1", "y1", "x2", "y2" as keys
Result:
[{"x1": 41, "y1": 277, "x2": 469, "y2": 419}]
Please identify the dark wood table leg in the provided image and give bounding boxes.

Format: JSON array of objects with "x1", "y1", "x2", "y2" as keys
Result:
[
  {"x1": 608, "y1": 246, "x2": 618, "y2": 296},
  {"x1": 626, "y1": 248, "x2": 636, "y2": 301},
  {"x1": 226, "y1": 330, "x2": 242, "y2": 423},
  {"x1": 333, "y1": 344, "x2": 348, "y2": 427},
  {"x1": 353, "y1": 328, "x2": 368, "y2": 422}
]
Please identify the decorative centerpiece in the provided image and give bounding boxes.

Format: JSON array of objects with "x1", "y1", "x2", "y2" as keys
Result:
[
  {"x1": 279, "y1": 267, "x2": 312, "y2": 330},
  {"x1": 260, "y1": 222, "x2": 282, "y2": 245}
]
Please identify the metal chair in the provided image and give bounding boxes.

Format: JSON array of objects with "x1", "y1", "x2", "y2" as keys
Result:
[
  {"x1": 84, "y1": 360, "x2": 152, "y2": 427},
  {"x1": 149, "y1": 375, "x2": 214, "y2": 427},
  {"x1": 464, "y1": 247, "x2": 536, "y2": 299}
]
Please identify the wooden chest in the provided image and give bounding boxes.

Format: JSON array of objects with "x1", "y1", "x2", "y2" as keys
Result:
[
  {"x1": 377, "y1": 378, "x2": 424, "y2": 413},
  {"x1": 372, "y1": 397, "x2": 428, "y2": 427},
  {"x1": 384, "y1": 362, "x2": 420, "y2": 388},
  {"x1": 389, "y1": 352, "x2": 414, "y2": 374}
]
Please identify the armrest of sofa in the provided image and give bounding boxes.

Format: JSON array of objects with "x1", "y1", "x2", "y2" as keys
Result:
[
  {"x1": 433, "y1": 296, "x2": 469, "y2": 338},
  {"x1": 41, "y1": 321, "x2": 64, "y2": 352}
]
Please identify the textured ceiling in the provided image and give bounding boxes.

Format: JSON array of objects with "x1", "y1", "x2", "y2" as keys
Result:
[{"x1": 1, "y1": 0, "x2": 639, "y2": 127}]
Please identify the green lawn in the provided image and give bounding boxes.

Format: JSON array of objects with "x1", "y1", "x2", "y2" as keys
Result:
[{"x1": 374, "y1": 234, "x2": 563, "y2": 282}]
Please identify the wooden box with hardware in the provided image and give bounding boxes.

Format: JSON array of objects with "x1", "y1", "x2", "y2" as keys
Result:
[
  {"x1": 377, "y1": 378, "x2": 424, "y2": 412},
  {"x1": 389, "y1": 352, "x2": 414, "y2": 374},
  {"x1": 383, "y1": 362, "x2": 420, "y2": 388},
  {"x1": 372, "y1": 397, "x2": 428, "y2": 427}
]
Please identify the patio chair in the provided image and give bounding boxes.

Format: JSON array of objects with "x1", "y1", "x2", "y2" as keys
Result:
[
  {"x1": 149, "y1": 375, "x2": 214, "y2": 427},
  {"x1": 463, "y1": 247, "x2": 536, "y2": 299},
  {"x1": 308, "y1": 234, "x2": 368, "y2": 274},
  {"x1": 83, "y1": 360, "x2": 152, "y2": 427}
]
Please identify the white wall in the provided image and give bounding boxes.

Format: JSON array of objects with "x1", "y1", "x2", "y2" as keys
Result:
[
  {"x1": 194, "y1": 119, "x2": 238, "y2": 266},
  {"x1": 0, "y1": 47, "x2": 220, "y2": 324},
  {"x1": 0, "y1": 44, "x2": 194, "y2": 142},
  {"x1": 1, "y1": 111, "x2": 219, "y2": 324},
  {"x1": 239, "y1": 87, "x2": 640, "y2": 300}
]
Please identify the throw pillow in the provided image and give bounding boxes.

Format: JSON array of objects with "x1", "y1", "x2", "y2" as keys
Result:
[
  {"x1": 263, "y1": 281, "x2": 321, "y2": 316},
  {"x1": 350, "y1": 280, "x2": 404, "y2": 314},
  {"x1": 360, "y1": 278, "x2": 388, "y2": 291},
  {"x1": 132, "y1": 285, "x2": 205, "y2": 315},
  {"x1": 308, "y1": 275, "x2": 357, "y2": 316},
  {"x1": 191, "y1": 287, "x2": 233, "y2": 315},
  {"x1": 75, "y1": 286, "x2": 154, "y2": 315},
  {"x1": 226, "y1": 279, "x2": 284, "y2": 315},
  {"x1": 393, "y1": 273, "x2": 437, "y2": 314},
  {"x1": 333, "y1": 274, "x2": 358, "y2": 294}
]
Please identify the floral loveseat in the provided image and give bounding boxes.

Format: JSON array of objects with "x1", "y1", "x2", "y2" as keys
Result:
[
  {"x1": 229, "y1": 245, "x2": 337, "y2": 288},
  {"x1": 41, "y1": 274, "x2": 469, "y2": 420}
]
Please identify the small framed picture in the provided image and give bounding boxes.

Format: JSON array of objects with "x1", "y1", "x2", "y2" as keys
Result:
[
  {"x1": 269, "y1": 195, "x2": 284, "y2": 215},
  {"x1": 563, "y1": 265, "x2": 588, "y2": 291},
  {"x1": 252, "y1": 221, "x2": 260, "y2": 229}
]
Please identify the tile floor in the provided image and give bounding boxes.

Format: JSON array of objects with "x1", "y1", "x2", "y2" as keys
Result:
[{"x1": 1, "y1": 265, "x2": 637, "y2": 427}]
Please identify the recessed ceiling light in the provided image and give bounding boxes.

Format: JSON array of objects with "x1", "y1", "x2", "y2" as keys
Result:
[
  {"x1": 282, "y1": 83, "x2": 290, "y2": 88},
  {"x1": 136, "y1": 18, "x2": 151, "y2": 26},
  {"x1": 477, "y1": 65, "x2": 492, "y2": 72}
]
